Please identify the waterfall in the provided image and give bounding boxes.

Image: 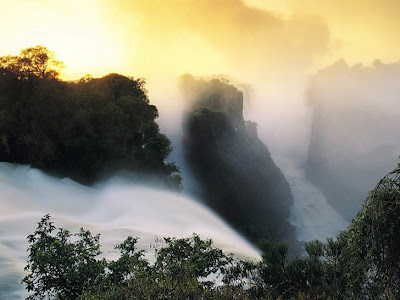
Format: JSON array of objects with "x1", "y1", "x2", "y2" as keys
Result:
[
  {"x1": 274, "y1": 155, "x2": 349, "y2": 243},
  {"x1": 0, "y1": 162, "x2": 259, "y2": 299}
]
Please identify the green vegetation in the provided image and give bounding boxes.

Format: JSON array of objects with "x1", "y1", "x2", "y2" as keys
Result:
[
  {"x1": 8, "y1": 48, "x2": 400, "y2": 298},
  {"x1": 23, "y1": 161, "x2": 400, "y2": 299},
  {"x1": 23, "y1": 215, "x2": 245, "y2": 300},
  {"x1": 0, "y1": 46, "x2": 181, "y2": 189}
]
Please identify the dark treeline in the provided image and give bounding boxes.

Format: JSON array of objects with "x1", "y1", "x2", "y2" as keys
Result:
[
  {"x1": 23, "y1": 162, "x2": 400, "y2": 299},
  {"x1": 0, "y1": 46, "x2": 181, "y2": 188}
]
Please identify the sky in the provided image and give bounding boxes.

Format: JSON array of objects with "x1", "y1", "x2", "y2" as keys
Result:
[{"x1": 1, "y1": 0, "x2": 399, "y2": 81}]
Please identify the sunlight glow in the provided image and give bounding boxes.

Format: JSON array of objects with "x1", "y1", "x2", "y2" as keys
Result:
[
  {"x1": 1, "y1": 0, "x2": 399, "y2": 80},
  {"x1": 0, "y1": 0, "x2": 126, "y2": 80}
]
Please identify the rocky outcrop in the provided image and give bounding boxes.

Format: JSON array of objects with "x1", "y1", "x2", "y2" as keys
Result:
[
  {"x1": 306, "y1": 59, "x2": 400, "y2": 219},
  {"x1": 181, "y1": 75, "x2": 296, "y2": 246}
]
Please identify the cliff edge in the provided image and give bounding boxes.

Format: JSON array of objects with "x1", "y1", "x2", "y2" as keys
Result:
[
  {"x1": 306, "y1": 59, "x2": 400, "y2": 219},
  {"x1": 181, "y1": 75, "x2": 296, "y2": 246}
]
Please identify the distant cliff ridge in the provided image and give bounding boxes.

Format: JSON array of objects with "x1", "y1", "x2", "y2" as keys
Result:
[
  {"x1": 306, "y1": 59, "x2": 400, "y2": 219},
  {"x1": 181, "y1": 75, "x2": 296, "y2": 246}
]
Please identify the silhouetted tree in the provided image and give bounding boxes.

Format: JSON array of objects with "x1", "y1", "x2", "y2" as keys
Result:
[
  {"x1": 0, "y1": 45, "x2": 63, "y2": 79},
  {"x1": 0, "y1": 46, "x2": 181, "y2": 189}
]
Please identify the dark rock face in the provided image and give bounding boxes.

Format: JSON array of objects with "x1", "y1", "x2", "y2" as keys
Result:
[
  {"x1": 306, "y1": 59, "x2": 400, "y2": 219},
  {"x1": 181, "y1": 75, "x2": 296, "y2": 245}
]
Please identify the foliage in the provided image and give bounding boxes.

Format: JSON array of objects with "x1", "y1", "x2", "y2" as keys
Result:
[
  {"x1": 249, "y1": 162, "x2": 400, "y2": 299},
  {"x1": 330, "y1": 165, "x2": 400, "y2": 299},
  {"x1": 22, "y1": 214, "x2": 106, "y2": 300},
  {"x1": 235, "y1": 239, "x2": 336, "y2": 299},
  {"x1": 23, "y1": 216, "x2": 248, "y2": 300},
  {"x1": 0, "y1": 46, "x2": 181, "y2": 189},
  {"x1": 0, "y1": 45, "x2": 63, "y2": 79},
  {"x1": 23, "y1": 215, "x2": 338, "y2": 300},
  {"x1": 16, "y1": 53, "x2": 400, "y2": 298},
  {"x1": 180, "y1": 74, "x2": 243, "y2": 120},
  {"x1": 23, "y1": 162, "x2": 400, "y2": 300}
]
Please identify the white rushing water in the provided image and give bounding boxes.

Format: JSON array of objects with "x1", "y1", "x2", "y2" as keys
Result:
[
  {"x1": 274, "y1": 156, "x2": 349, "y2": 243},
  {"x1": 0, "y1": 155, "x2": 350, "y2": 299},
  {"x1": 0, "y1": 162, "x2": 260, "y2": 299}
]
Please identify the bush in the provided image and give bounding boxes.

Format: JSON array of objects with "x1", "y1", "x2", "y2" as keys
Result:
[
  {"x1": 23, "y1": 216, "x2": 247, "y2": 300},
  {"x1": 23, "y1": 161, "x2": 400, "y2": 300}
]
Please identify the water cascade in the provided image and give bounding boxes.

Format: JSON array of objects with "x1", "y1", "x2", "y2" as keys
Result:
[{"x1": 0, "y1": 162, "x2": 260, "y2": 299}]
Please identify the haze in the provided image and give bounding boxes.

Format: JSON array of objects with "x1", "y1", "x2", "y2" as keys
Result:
[
  {"x1": 1, "y1": 1, "x2": 400, "y2": 297},
  {"x1": 1, "y1": 0, "x2": 398, "y2": 237},
  {"x1": 1, "y1": 0, "x2": 399, "y2": 231},
  {"x1": 2, "y1": 0, "x2": 399, "y2": 145},
  {"x1": 2, "y1": 0, "x2": 400, "y2": 79}
]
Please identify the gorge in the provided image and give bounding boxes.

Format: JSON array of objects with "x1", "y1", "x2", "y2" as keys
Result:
[{"x1": 0, "y1": 47, "x2": 399, "y2": 299}]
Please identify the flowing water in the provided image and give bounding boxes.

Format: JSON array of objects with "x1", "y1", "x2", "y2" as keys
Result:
[
  {"x1": 0, "y1": 153, "x2": 350, "y2": 299},
  {"x1": 275, "y1": 155, "x2": 349, "y2": 243},
  {"x1": 0, "y1": 162, "x2": 260, "y2": 299}
]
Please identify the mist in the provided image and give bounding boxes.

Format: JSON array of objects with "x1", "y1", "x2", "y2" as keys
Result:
[
  {"x1": 306, "y1": 59, "x2": 400, "y2": 218},
  {"x1": 0, "y1": 162, "x2": 260, "y2": 299},
  {"x1": 151, "y1": 58, "x2": 400, "y2": 249},
  {"x1": 1, "y1": 0, "x2": 400, "y2": 297}
]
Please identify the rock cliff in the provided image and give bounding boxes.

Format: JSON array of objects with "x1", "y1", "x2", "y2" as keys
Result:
[
  {"x1": 181, "y1": 75, "x2": 296, "y2": 245},
  {"x1": 306, "y1": 60, "x2": 400, "y2": 219}
]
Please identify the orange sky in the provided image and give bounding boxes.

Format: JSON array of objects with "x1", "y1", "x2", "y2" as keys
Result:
[{"x1": 0, "y1": 0, "x2": 399, "y2": 81}]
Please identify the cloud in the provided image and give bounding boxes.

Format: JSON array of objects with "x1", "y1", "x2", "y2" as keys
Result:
[
  {"x1": 102, "y1": 0, "x2": 331, "y2": 81},
  {"x1": 287, "y1": 0, "x2": 400, "y2": 64}
]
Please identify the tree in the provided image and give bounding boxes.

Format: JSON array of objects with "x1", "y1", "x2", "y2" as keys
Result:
[
  {"x1": 0, "y1": 46, "x2": 182, "y2": 189},
  {"x1": 0, "y1": 45, "x2": 63, "y2": 79},
  {"x1": 23, "y1": 216, "x2": 247, "y2": 300},
  {"x1": 22, "y1": 215, "x2": 106, "y2": 300},
  {"x1": 152, "y1": 235, "x2": 231, "y2": 291},
  {"x1": 0, "y1": 47, "x2": 66, "y2": 165},
  {"x1": 330, "y1": 164, "x2": 400, "y2": 299},
  {"x1": 22, "y1": 163, "x2": 400, "y2": 300}
]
